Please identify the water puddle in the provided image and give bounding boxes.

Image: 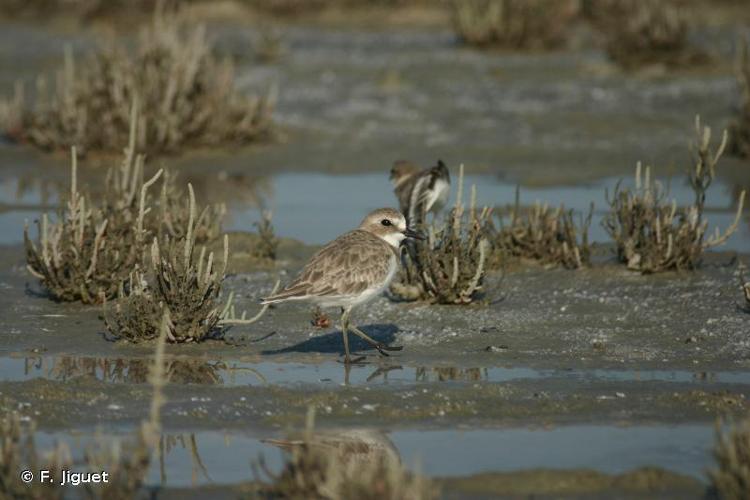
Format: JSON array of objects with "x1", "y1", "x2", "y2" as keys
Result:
[
  {"x1": 32, "y1": 424, "x2": 714, "y2": 487},
  {"x1": 2, "y1": 171, "x2": 748, "y2": 250},
  {"x1": 231, "y1": 172, "x2": 748, "y2": 250},
  {"x1": 3, "y1": 354, "x2": 749, "y2": 386}
]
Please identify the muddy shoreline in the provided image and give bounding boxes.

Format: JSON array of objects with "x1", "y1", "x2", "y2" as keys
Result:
[{"x1": 1, "y1": 4, "x2": 750, "y2": 496}]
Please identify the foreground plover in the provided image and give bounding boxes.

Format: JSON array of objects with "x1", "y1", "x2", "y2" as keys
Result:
[
  {"x1": 262, "y1": 208, "x2": 423, "y2": 363},
  {"x1": 390, "y1": 159, "x2": 451, "y2": 227}
]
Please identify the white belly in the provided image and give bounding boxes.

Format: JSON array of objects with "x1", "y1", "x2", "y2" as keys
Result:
[{"x1": 424, "y1": 178, "x2": 450, "y2": 214}]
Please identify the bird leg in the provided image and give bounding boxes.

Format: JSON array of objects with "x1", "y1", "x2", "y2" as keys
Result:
[
  {"x1": 339, "y1": 308, "x2": 365, "y2": 364},
  {"x1": 348, "y1": 323, "x2": 404, "y2": 356}
]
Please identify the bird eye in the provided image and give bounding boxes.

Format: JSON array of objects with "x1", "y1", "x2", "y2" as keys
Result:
[{"x1": 381, "y1": 219, "x2": 392, "y2": 226}]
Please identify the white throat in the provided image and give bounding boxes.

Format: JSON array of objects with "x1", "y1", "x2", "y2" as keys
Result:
[{"x1": 380, "y1": 231, "x2": 406, "y2": 249}]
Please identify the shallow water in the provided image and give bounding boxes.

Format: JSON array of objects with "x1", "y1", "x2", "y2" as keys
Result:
[
  {"x1": 2, "y1": 171, "x2": 748, "y2": 251},
  {"x1": 4, "y1": 355, "x2": 750, "y2": 386},
  {"x1": 1, "y1": 15, "x2": 749, "y2": 498},
  {"x1": 227, "y1": 171, "x2": 750, "y2": 250},
  {"x1": 32, "y1": 424, "x2": 713, "y2": 487}
]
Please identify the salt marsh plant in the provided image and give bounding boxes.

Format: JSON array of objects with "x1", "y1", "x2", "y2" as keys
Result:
[
  {"x1": 391, "y1": 165, "x2": 491, "y2": 304},
  {"x1": 0, "y1": 10, "x2": 274, "y2": 155},
  {"x1": 590, "y1": 0, "x2": 708, "y2": 70},
  {"x1": 729, "y1": 38, "x2": 750, "y2": 158},
  {"x1": 603, "y1": 118, "x2": 746, "y2": 273},
  {"x1": 253, "y1": 210, "x2": 279, "y2": 261},
  {"x1": 709, "y1": 416, "x2": 750, "y2": 500},
  {"x1": 252, "y1": 408, "x2": 437, "y2": 499},
  {"x1": 492, "y1": 187, "x2": 592, "y2": 269},
  {"x1": 158, "y1": 170, "x2": 226, "y2": 243},
  {"x1": 451, "y1": 0, "x2": 578, "y2": 50},
  {"x1": 104, "y1": 185, "x2": 275, "y2": 342},
  {"x1": 25, "y1": 104, "x2": 226, "y2": 304},
  {"x1": 24, "y1": 146, "x2": 162, "y2": 303},
  {"x1": 104, "y1": 185, "x2": 227, "y2": 342},
  {"x1": 0, "y1": 412, "x2": 70, "y2": 500}
]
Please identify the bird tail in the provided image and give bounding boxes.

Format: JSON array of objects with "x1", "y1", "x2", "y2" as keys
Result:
[
  {"x1": 434, "y1": 159, "x2": 450, "y2": 181},
  {"x1": 261, "y1": 285, "x2": 307, "y2": 305}
]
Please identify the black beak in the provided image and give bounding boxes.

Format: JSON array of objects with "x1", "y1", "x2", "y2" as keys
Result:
[{"x1": 402, "y1": 228, "x2": 425, "y2": 240}]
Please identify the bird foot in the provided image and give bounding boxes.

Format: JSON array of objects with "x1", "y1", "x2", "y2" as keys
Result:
[{"x1": 375, "y1": 343, "x2": 403, "y2": 355}]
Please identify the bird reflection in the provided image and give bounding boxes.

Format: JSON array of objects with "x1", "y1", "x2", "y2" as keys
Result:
[{"x1": 263, "y1": 428, "x2": 401, "y2": 469}]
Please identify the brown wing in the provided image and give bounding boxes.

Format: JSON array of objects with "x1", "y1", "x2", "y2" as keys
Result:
[{"x1": 264, "y1": 230, "x2": 394, "y2": 302}]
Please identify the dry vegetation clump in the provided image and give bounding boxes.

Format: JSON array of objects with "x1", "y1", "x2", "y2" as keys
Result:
[
  {"x1": 491, "y1": 187, "x2": 592, "y2": 269},
  {"x1": 252, "y1": 408, "x2": 438, "y2": 500},
  {"x1": 24, "y1": 105, "x2": 226, "y2": 304},
  {"x1": 103, "y1": 185, "x2": 275, "y2": 342},
  {"x1": 709, "y1": 416, "x2": 750, "y2": 500},
  {"x1": 104, "y1": 186, "x2": 228, "y2": 342},
  {"x1": 391, "y1": 165, "x2": 491, "y2": 304},
  {"x1": 0, "y1": 412, "x2": 71, "y2": 500},
  {"x1": 603, "y1": 118, "x2": 746, "y2": 273},
  {"x1": 23, "y1": 146, "x2": 161, "y2": 303},
  {"x1": 157, "y1": 170, "x2": 226, "y2": 243},
  {"x1": 253, "y1": 210, "x2": 279, "y2": 261},
  {"x1": 589, "y1": 0, "x2": 709, "y2": 70},
  {"x1": 0, "y1": 10, "x2": 274, "y2": 155},
  {"x1": 729, "y1": 38, "x2": 750, "y2": 158},
  {"x1": 451, "y1": 0, "x2": 579, "y2": 50}
]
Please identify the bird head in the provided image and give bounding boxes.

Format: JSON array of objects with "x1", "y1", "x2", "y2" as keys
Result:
[
  {"x1": 359, "y1": 208, "x2": 424, "y2": 248},
  {"x1": 389, "y1": 160, "x2": 421, "y2": 186}
]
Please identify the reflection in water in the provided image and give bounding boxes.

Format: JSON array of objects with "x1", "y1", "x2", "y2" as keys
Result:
[
  {"x1": 3, "y1": 168, "x2": 272, "y2": 211},
  {"x1": 186, "y1": 171, "x2": 272, "y2": 211},
  {"x1": 21, "y1": 356, "x2": 265, "y2": 386},
  {"x1": 263, "y1": 429, "x2": 401, "y2": 469},
  {"x1": 8, "y1": 355, "x2": 749, "y2": 386},
  {"x1": 416, "y1": 366, "x2": 487, "y2": 382},
  {"x1": 158, "y1": 434, "x2": 212, "y2": 485},
  {"x1": 149, "y1": 429, "x2": 400, "y2": 487},
  {"x1": 0, "y1": 169, "x2": 273, "y2": 242},
  {"x1": 40, "y1": 424, "x2": 715, "y2": 487},
  {"x1": 13, "y1": 175, "x2": 66, "y2": 206}
]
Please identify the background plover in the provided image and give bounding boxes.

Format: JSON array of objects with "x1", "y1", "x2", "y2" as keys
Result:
[
  {"x1": 262, "y1": 207, "x2": 423, "y2": 363},
  {"x1": 389, "y1": 159, "x2": 451, "y2": 227}
]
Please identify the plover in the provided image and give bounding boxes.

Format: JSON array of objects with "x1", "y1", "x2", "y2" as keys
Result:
[
  {"x1": 390, "y1": 159, "x2": 451, "y2": 227},
  {"x1": 262, "y1": 208, "x2": 423, "y2": 363}
]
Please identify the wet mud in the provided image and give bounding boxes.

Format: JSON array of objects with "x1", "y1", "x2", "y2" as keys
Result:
[{"x1": 1, "y1": 6, "x2": 749, "y2": 497}]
